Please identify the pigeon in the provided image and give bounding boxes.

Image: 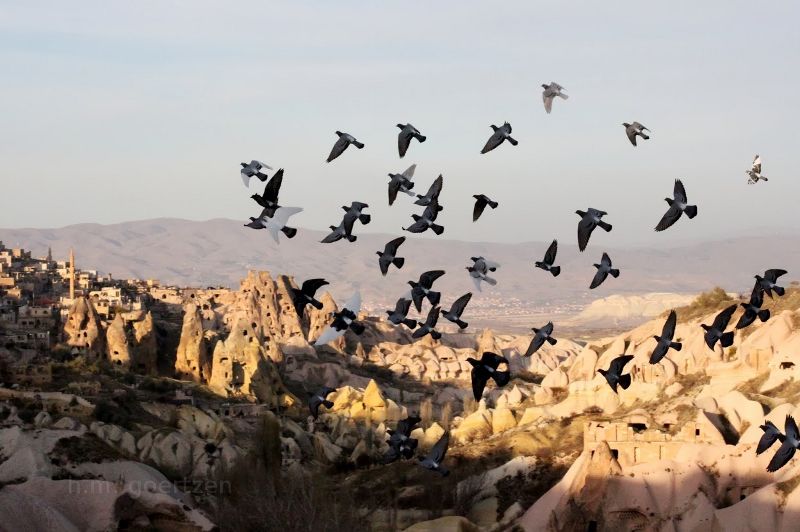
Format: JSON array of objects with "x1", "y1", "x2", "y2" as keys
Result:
[
  {"x1": 326, "y1": 131, "x2": 364, "y2": 163},
  {"x1": 650, "y1": 310, "x2": 682, "y2": 364},
  {"x1": 243, "y1": 207, "x2": 296, "y2": 239},
  {"x1": 313, "y1": 292, "x2": 364, "y2": 345},
  {"x1": 240, "y1": 160, "x2": 272, "y2": 187},
  {"x1": 535, "y1": 240, "x2": 561, "y2": 277},
  {"x1": 342, "y1": 201, "x2": 371, "y2": 225},
  {"x1": 757, "y1": 420, "x2": 785, "y2": 456},
  {"x1": 467, "y1": 256, "x2": 500, "y2": 292},
  {"x1": 403, "y1": 199, "x2": 444, "y2": 235},
  {"x1": 418, "y1": 431, "x2": 450, "y2": 476},
  {"x1": 542, "y1": 82, "x2": 568, "y2": 114},
  {"x1": 755, "y1": 269, "x2": 788, "y2": 298},
  {"x1": 767, "y1": 415, "x2": 800, "y2": 472},
  {"x1": 386, "y1": 298, "x2": 417, "y2": 330},
  {"x1": 377, "y1": 237, "x2": 406, "y2": 275},
  {"x1": 321, "y1": 215, "x2": 357, "y2": 243},
  {"x1": 412, "y1": 305, "x2": 442, "y2": 340},
  {"x1": 623, "y1": 122, "x2": 650, "y2": 146},
  {"x1": 736, "y1": 284, "x2": 771, "y2": 329},
  {"x1": 701, "y1": 304, "x2": 737, "y2": 351},
  {"x1": 655, "y1": 179, "x2": 698, "y2": 232},
  {"x1": 441, "y1": 293, "x2": 472, "y2": 330},
  {"x1": 746, "y1": 155, "x2": 768, "y2": 184},
  {"x1": 384, "y1": 415, "x2": 421, "y2": 463},
  {"x1": 524, "y1": 321, "x2": 557, "y2": 356},
  {"x1": 598, "y1": 355, "x2": 634, "y2": 393},
  {"x1": 250, "y1": 168, "x2": 284, "y2": 217},
  {"x1": 467, "y1": 352, "x2": 510, "y2": 400},
  {"x1": 481, "y1": 122, "x2": 518, "y2": 154},
  {"x1": 397, "y1": 123, "x2": 426, "y2": 158},
  {"x1": 291, "y1": 278, "x2": 329, "y2": 315},
  {"x1": 576, "y1": 208, "x2": 612, "y2": 251},
  {"x1": 261, "y1": 207, "x2": 302, "y2": 244},
  {"x1": 408, "y1": 270, "x2": 445, "y2": 312},
  {"x1": 388, "y1": 164, "x2": 417, "y2": 205},
  {"x1": 308, "y1": 387, "x2": 336, "y2": 419},
  {"x1": 472, "y1": 194, "x2": 498, "y2": 222},
  {"x1": 589, "y1": 252, "x2": 619, "y2": 289},
  {"x1": 415, "y1": 174, "x2": 443, "y2": 207}
]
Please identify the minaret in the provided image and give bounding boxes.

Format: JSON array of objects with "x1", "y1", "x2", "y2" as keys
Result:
[
  {"x1": 47, "y1": 247, "x2": 52, "y2": 262},
  {"x1": 69, "y1": 248, "x2": 75, "y2": 300}
]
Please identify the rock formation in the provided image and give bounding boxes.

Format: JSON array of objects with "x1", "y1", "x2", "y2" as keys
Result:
[{"x1": 63, "y1": 296, "x2": 104, "y2": 356}]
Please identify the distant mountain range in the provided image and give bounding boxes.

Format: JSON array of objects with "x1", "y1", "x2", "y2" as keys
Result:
[{"x1": 2, "y1": 218, "x2": 798, "y2": 326}]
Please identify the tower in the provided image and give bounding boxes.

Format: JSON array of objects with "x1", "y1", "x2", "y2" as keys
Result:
[{"x1": 69, "y1": 248, "x2": 75, "y2": 300}]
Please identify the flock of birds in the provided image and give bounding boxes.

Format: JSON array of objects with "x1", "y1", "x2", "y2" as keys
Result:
[{"x1": 237, "y1": 83, "x2": 785, "y2": 476}]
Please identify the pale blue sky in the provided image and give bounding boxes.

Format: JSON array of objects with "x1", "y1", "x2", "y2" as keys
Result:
[{"x1": 0, "y1": 1, "x2": 798, "y2": 246}]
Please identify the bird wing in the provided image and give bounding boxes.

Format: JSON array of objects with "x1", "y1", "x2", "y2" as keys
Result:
[
  {"x1": 655, "y1": 204, "x2": 682, "y2": 232},
  {"x1": 542, "y1": 321, "x2": 554, "y2": 336},
  {"x1": 767, "y1": 439, "x2": 797, "y2": 472},
  {"x1": 430, "y1": 432, "x2": 450, "y2": 463},
  {"x1": 269, "y1": 206, "x2": 303, "y2": 228},
  {"x1": 379, "y1": 256, "x2": 391, "y2": 275},
  {"x1": 673, "y1": 179, "x2": 687, "y2": 203},
  {"x1": 395, "y1": 298, "x2": 412, "y2": 315},
  {"x1": 422, "y1": 200, "x2": 441, "y2": 222},
  {"x1": 625, "y1": 126, "x2": 638, "y2": 146},
  {"x1": 327, "y1": 136, "x2": 349, "y2": 162},
  {"x1": 765, "y1": 269, "x2": 788, "y2": 282},
  {"x1": 398, "y1": 131, "x2": 411, "y2": 157},
  {"x1": 313, "y1": 325, "x2": 345, "y2": 346},
  {"x1": 480, "y1": 351, "x2": 504, "y2": 369},
  {"x1": 786, "y1": 415, "x2": 800, "y2": 441},
  {"x1": 420, "y1": 270, "x2": 446, "y2": 288},
  {"x1": 402, "y1": 164, "x2": 417, "y2": 179},
  {"x1": 577, "y1": 217, "x2": 594, "y2": 251},
  {"x1": 301, "y1": 278, "x2": 329, "y2": 296},
  {"x1": 662, "y1": 310, "x2": 677, "y2": 339},
  {"x1": 450, "y1": 292, "x2": 472, "y2": 316},
  {"x1": 589, "y1": 269, "x2": 608, "y2": 289},
  {"x1": 425, "y1": 305, "x2": 440, "y2": 327},
  {"x1": 752, "y1": 155, "x2": 762, "y2": 174},
  {"x1": 712, "y1": 304, "x2": 738, "y2": 330},
  {"x1": 526, "y1": 335, "x2": 544, "y2": 356},
  {"x1": 543, "y1": 240, "x2": 558, "y2": 265},
  {"x1": 341, "y1": 213, "x2": 357, "y2": 235},
  {"x1": 609, "y1": 354, "x2": 634, "y2": 375},
  {"x1": 601, "y1": 252, "x2": 612, "y2": 267},
  {"x1": 253, "y1": 160, "x2": 272, "y2": 170},
  {"x1": 649, "y1": 342, "x2": 668, "y2": 364},
  {"x1": 481, "y1": 131, "x2": 504, "y2": 154},
  {"x1": 262, "y1": 169, "x2": 284, "y2": 203},
  {"x1": 320, "y1": 228, "x2": 342, "y2": 243},
  {"x1": 240, "y1": 170, "x2": 251, "y2": 187},
  {"x1": 343, "y1": 292, "x2": 362, "y2": 315},
  {"x1": 388, "y1": 177, "x2": 402, "y2": 205},
  {"x1": 542, "y1": 93, "x2": 553, "y2": 114},
  {"x1": 385, "y1": 236, "x2": 406, "y2": 255},
  {"x1": 473, "y1": 198, "x2": 487, "y2": 221},
  {"x1": 749, "y1": 284, "x2": 764, "y2": 307},
  {"x1": 757, "y1": 421, "x2": 783, "y2": 455},
  {"x1": 404, "y1": 220, "x2": 428, "y2": 233},
  {"x1": 471, "y1": 369, "x2": 488, "y2": 400},
  {"x1": 471, "y1": 274, "x2": 483, "y2": 292},
  {"x1": 423, "y1": 175, "x2": 443, "y2": 201}
]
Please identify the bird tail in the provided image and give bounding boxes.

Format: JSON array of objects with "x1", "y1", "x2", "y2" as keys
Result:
[
  {"x1": 758, "y1": 309, "x2": 771, "y2": 322},
  {"x1": 610, "y1": 269, "x2": 620, "y2": 278},
  {"x1": 403, "y1": 318, "x2": 417, "y2": 329},
  {"x1": 411, "y1": 214, "x2": 422, "y2": 221},
  {"x1": 415, "y1": 134, "x2": 426, "y2": 143},
  {"x1": 488, "y1": 200, "x2": 499, "y2": 209},
  {"x1": 282, "y1": 226, "x2": 298, "y2": 239},
  {"x1": 775, "y1": 286, "x2": 786, "y2": 297},
  {"x1": 720, "y1": 331, "x2": 735, "y2": 348},
  {"x1": 640, "y1": 133, "x2": 650, "y2": 140},
  {"x1": 346, "y1": 234, "x2": 357, "y2": 242},
  {"x1": 311, "y1": 298, "x2": 324, "y2": 310},
  {"x1": 618, "y1": 373, "x2": 632, "y2": 390},
  {"x1": 598, "y1": 221, "x2": 613, "y2": 232},
  {"x1": 455, "y1": 319, "x2": 468, "y2": 330},
  {"x1": 359, "y1": 214, "x2": 371, "y2": 225},
  {"x1": 492, "y1": 371, "x2": 510, "y2": 387},
  {"x1": 483, "y1": 276, "x2": 498, "y2": 286},
  {"x1": 546, "y1": 336, "x2": 558, "y2": 345},
  {"x1": 507, "y1": 136, "x2": 519, "y2": 146},
  {"x1": 685, "y1": 205, "x2": 698, "y2": 219},
  {"x1": 322, "y1": 400, "x2": 334, "y2": 409},
  {"x1": 427, "y1": 291, "x2": 441, "y2": 307},
  {"x1": 430, "y1": 330, "x2": 442, "y2": 340},
  {"x1": 550, "y1": 266, "x2": 561, "y2": 277},
  {"x1": 256, "y1": 172, "x2": 269, "y2": 182},
  {"x1": 558, "y1": 93, "x2": 569, "y2": 100},
  {"x1": 437, "y1": 466, "x2": 450, "y2": 477},
  {"x1": 393, "y1": 257, "x2": 405, "y2": 269},
  {"x1": 430, "y1": 223, "x2": 445, "y2": 235},
  {"x1": 670, "y1": 341, "x2": 682, "y2": 351},
  {"x1": 349, "y1": 322, "x2": 365, "y2": 335},
  {"x1": 353, "y1": 141, "x2": 365, "y2": 149}
]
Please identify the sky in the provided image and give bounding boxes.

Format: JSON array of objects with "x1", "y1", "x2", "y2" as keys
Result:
[{"x1": 0, "y1": 1, "x2": 798, "y2": 246}]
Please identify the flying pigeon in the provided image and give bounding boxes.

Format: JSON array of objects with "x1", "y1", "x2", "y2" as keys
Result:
[
  {"x1": 542, "y1": 82, "x2": 568, "y2": 114},
  {"x1": 243, "y1": 207, "x2": 297, "y2": 240},
  {"x1": 377, "y1": 237, "x2": 406, "y2": 276},
  {"x1": 313, "y1": 292, "x2": 364, "y2": 345},
  {"x1": 736, "y1": 284, "x2": 771, "y2": 329},
  {"x1": 481, "y1": 122, "x2": 518, "y2": 154},
  {"x1": 524, "y1": 321, "x2": 557, "y2": 356},
  {"x1": 755, "y1": 269, "x2": 788, "y2": 298},
  {"x1": 415, "y1": 174, "x2": 443, "y2": 207},
  {"x1": 291, "y1": 278, "x2": 329, "y2": 315},
  {"x1": 384, "y1": 415, "x2": 421, "y2": 463},
  {"x1": 576, "y1": 208, "x2": 612, "y2": 252},
  {"x1": 701, "y1": 304, "x2": 737, "y2": 351},
  {"x1": 342, "y1": 201, "x2": 371, "y2": 225},
  {"x1": 308, "y1": 387, "x2": 336, "y2": 419},
  {"x1": 472, "y1": 194, "x2": 498, "y2": 222},
  {"x1": 650, "y1": 310, "x2": 682, "y2": 364},
  {"x1": 321, "y1": 215, "x2": 357, "y2": 243},
  {"x1": 388, "y1": 164, "x2": 417, "y2": 205},
  {"x1": 746, "y1": 155, "x2": 768, "y2": 184},
  {"x1": 250, "y1": 168, "x2": 283, "y2": 217},
  {"x1": 467, "y1": 352, "x2": 510, "y2": 400},
  {"x1": 441, "y1": 293, "x2": 472, "y2": 330},
  {"x1": 386, "y1": 298, "x2": 417, "y2": 330},
  {"x1": 467, "y1": 256, "x2": 500, "y2": 292},
  {"x1": 655, "y1": 179, "x2": 698, "y2": 232},
  {"x1": 403, "y1": 199, "x2": 444, "y2": 235},
  {"x1": 261, "y1": 207, "x2": 302, "y2": 244},
  {"x1": 623, "y1": 122, "x2": 650, "y2": 146},
  {"x1": 766, "y1": 415, "x2": 800, "y2": 472},
  {"x1": 598, "y1": 354, "x2": 634, "y2": 393},
  {"x1": 326, "y1": 131, "x2": 364, "y2": 163},
  {"x1": 418, "y1": 431, "x2": 450, "y2": 476},
  {"x1": 397, "y1": 123, "x2": 426, "y2": 158},
  {"x1": 535, "y1": 239, "x2": 561, "y2": 277},
  {"x1": 240, "y1": 160, "x2": 272, "y2": 187},
  {"x1": 412, "y1": 305, "x2": 442, "y2": 340},
  {"x1": 757, "y1": 420, "x2": 785, "y2": 456},
  {"x1": 408, "y1": 270, "x2": 445, "y2": 312},
  {"x1": 589, "y1": 252, "x2": 619, "y2": 289}
]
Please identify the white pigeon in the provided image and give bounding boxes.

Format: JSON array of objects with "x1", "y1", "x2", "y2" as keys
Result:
[
  {"x1": 313, "y1": 292, "x2": 362, "y2": 346},
  {"x1": 240, "y1": 160, "x2": 272, "y2": 187},
  {"x1": 467, "y1": 256, "x2": 500, "y2": 292},
  {"x1": 746, "y1": 155, "x2": 768, "y2": 184},
  {"x1": 541, "y1": 82, "x2": 568, "y2": 114},
  {"x1": 262, "y1": 206, "x2": 302, "y2": 244}
]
